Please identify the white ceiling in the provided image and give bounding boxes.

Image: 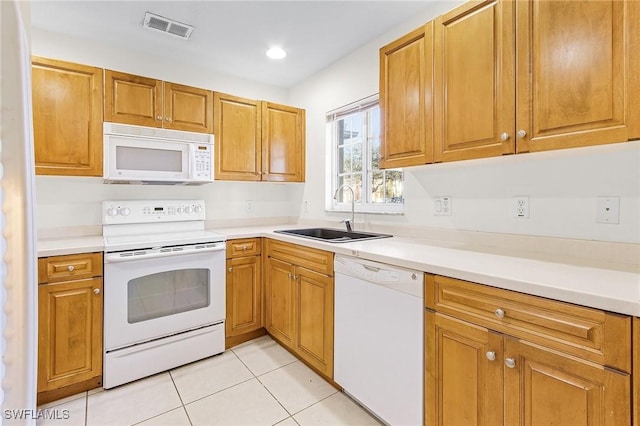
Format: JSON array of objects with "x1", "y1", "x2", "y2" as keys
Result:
[{"x1": 30, "y1": 1, "x2": 436, "y2": 88}]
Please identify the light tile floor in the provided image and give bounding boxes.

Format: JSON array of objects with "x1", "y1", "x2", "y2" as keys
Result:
[{"x1": 37, "y1": 336, "x2": 382, "y2": 426}]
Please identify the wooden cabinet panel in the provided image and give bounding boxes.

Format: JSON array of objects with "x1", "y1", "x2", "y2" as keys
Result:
[
  {"x1": 266, "y1": 239, "x2": 333, "y2": 276},
  {"x1": 164, "y1": 82, "x2": 213, "y2": 133},
  {"x1": 265, "y1": 257, "x2": 296, "y2": 348},
  {"x1": 426, "y1": 275, "x2": 631, "y2": 371},
  {"x1": 295, "y1": 268, "x2": 334, "y2": 377},
  {"x1": 226, "y1": 256, "x2": 262, "y2": 338},
  {"x1": 634, "y1": 317, "x2": 639, "y2": 426},
  {"x1": 32, "y1": 57, "x2": 103, "y2": 176},
  {"x1": 433, "y1": 0, "x2": 515, "y2": 162},
  {"x1": 262, "y1": 102, "x2": 305, "y2": 182},
  {"x1": 38, "y1": 252, "x2": 103, "y2": 284},
  {"x1": 516, "y1": 0, "x2": 639, "y2": 152},
  {"x1": 380, "y1": 23, "x2": 434, "y2": 168},
  {"x1": 227, "y1": 238, "x2": 261, "y2": 258},
  {"x1": 504, "y1": 337, "x2": 630, "y2": 426},
  {"x1": 425, "y1": 311, "x2": 503, "y2": 426},
  {"x1": 214, "y1": 92, "x2": 262, "y2": 181},
  {"x1": 38, "y1": 277, "x2": 103, "y2": 393},
  {"x1": 104, "y1": 70, "x2": 162, "y2": 127}
]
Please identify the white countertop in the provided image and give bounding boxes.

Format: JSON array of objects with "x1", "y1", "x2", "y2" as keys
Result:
[{"x1": 37, "y1": 225, "x2": 640, "y2": 316}]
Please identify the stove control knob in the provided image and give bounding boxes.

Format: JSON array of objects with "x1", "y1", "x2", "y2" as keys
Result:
[
  {"x1": 185, "y1": 206, "x2": 194, "y2": 214},
  {"x1": 120, "y1": 207, "x2": 131, "y2": 216},
  {"x1": 107, "y1": 207, "x2": 119, "y2": 216},
  {"x1": 194, "y1": 205, "x2": 203, "y2": 213},
  {"x1": 177, "y1": 207, "x2": 184, "y2": 214}
]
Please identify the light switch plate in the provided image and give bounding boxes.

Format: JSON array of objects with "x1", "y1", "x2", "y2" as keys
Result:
[{"x1": 434, "y1": 196, "x2": 452, "y2": 216}]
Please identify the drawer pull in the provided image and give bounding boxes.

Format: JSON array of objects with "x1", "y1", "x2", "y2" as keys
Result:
[
  {"x1": 67, "y1": 265, "x2": 75, "y2": 272},
  {"x1": 228, "y1": 267, "x2": 233, "y2": 272},
  {"x1": 486, "y1": 351, "x2": 496, "y2": 361},
  {"x1": 93, "y1": 288, "x2": 100, "y2": 295},
  {"x1": 242, "y1": 246, "x2": 248, "y2": 251},
  {"x1": 494, "y1": 308, "x2": 505, "y2": 319},
  {"x1": 505, "y1": 358, "x2": 516, "y2": 369}
]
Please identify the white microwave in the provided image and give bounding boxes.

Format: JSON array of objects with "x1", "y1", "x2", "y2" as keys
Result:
[{"x1": 103, "y1": 123, "x2": 214, "y2": 185}]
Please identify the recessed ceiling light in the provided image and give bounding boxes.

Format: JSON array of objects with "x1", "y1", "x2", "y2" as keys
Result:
[{"x1": 266, "y1": 47, "x2": 287, "y2": 60}]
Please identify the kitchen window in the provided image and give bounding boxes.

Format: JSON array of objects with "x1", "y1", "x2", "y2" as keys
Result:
[{"x1": 327, "y1": 95, "x2": 404, "y2": 214}]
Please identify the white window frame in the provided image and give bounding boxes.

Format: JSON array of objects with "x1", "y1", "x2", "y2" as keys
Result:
[{"x1": 326, "y1": 94, "x2": 404, "y2": 215}]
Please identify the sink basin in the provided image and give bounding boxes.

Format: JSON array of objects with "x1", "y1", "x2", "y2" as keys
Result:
[{"x1": 274, "y1": 228, "x2": 392, "y2": 243}]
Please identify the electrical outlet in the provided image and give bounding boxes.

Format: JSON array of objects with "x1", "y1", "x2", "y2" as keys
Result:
[
  {"x1": 245, "y1": 200, "x2": 254, "y2": 214},
  {"x1": 596, "y1": 196, "x2": 619, "y2": 224},
  {"x1": 434, "y1": 196, "x2": 452, "y2": 216},
  {"x1": 513, "y1": 196, "x2": 529, "y2": 218}
]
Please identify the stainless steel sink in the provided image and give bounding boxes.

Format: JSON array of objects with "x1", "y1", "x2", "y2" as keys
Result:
[{"x1": 274, "y1": 228, "x2": 392, "y2": 243}]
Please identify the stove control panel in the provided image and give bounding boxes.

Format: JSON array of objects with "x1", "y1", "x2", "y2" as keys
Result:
[{"x1": 102, "y1": 200, "x2": 206, "y2": 224}]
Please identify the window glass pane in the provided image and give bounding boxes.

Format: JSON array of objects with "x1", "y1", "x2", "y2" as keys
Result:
[
  {"x1": 339, "y1": 145, "x2": 351, "y2": 173},
  {"x1": 385, "y1": 170, "x2": 404, "y2": 204},
  {"x1": 337, "y1": 174, "x2": 362, "y2": 203},
  {"x1": 352, "y1": 143, "x2": 363, "y2": 172},
  {"x1": 371, "y1": 171, "x2": 385, "y2": 203}
]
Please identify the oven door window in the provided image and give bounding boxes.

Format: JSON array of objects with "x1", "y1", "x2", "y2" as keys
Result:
[{"x1": 127, "y1": 268, "x2": 210, "y2": 323}]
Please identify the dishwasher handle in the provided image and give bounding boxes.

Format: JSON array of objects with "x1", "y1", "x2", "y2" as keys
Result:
[{"x1": 334, "y1": 255, "x2": 423, "y2": 289}]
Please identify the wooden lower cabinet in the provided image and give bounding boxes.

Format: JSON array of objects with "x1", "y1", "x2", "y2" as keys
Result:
[
  {"x1": 225, "y1": 239, "x2": 265, "y2": 348},
  {"x1": 634, "y1": 317, "x2": 639, "y2": 426},
  {"x1": 425, "y1": 274, "x2": 632, "y2": 426},
  {"x1": 38, "y1": 276, "x2": 103, "y2": 404},
  {"x1": 265, "y1": 240, "x2": 334, "y2": 378}
]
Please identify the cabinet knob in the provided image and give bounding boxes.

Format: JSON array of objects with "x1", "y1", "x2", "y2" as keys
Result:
[
  {"x1": 242, "y1": 246, "x2": 248, "y2": 251},
  {"x1": 500, "y1": 132, "x2": 510, "y2": 141},
  {"x1": 166, "y1": 117, "x2": 172, "y2": 122},
  {"x1": 494, "y1": 308, "x2": 505, "y2": 319},
  {"x1": 93, "y1": 288, "x2": 100, "y2": 295},
  {"x1": 517, "y1": 129, "x2": 527, "y2": 138},
  {"x1": 156, "y1": 115, "x2": 163, "y2": 121},
  {"x1": 67, "y1": 265, "x2": 75, "y2": 272},
  {"x1": 228, "y1": 267, "x2": 233, "y2": 272},
  {"x1": 505, "y1": 358, "x2": 516, "y2": 369},
  {"x1": 486, "y1": 351, "x2": 496, "y2": 361}
]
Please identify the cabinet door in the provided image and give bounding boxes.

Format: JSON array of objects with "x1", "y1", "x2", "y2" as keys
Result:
[
  {"x1": 434, "y1": 0, "x2": 515, "y2": 162},
  {"x1": 264, "y1": 257, "x2": 296, "y2": 348},
  {"x1": 633, "y1": 318, "x2": 639, "y2": 426},
  {"x1": 516, "y1": 0, "x2": 640, "y2": 152},
  {"x1": 104, "y1": 70, "x2": 163, "y2": 127},
  {"x1": 213, "y1": 93, "x2": 262, "y2": 181},
  {"x1": 295, "y1": 267, "x2": 334, "y2": 377},
  {"x1": 164, "y1": 82, "x2": 213, "y2": 133},
  {"x1": 32, "y1": 57, "x2": 103, "y2": 176},
  {"x1": 504, "y1": 337, "x2": 630, "y2": 426},
  {"x1": 261, "y1": 102, "x2": 305, "y2": 182},
  {"x1": 226, "y1": 256, "x2": 262, "y2": 337},
  {"x1": 380, "y1": 23, "x2": 434, "y2": 168},
  {"x1": 425, "y1": 311, "x2": 503, "y2": 426},
  {"x1": 38, "y1": 278, "x2": 103, "y2": 393}
]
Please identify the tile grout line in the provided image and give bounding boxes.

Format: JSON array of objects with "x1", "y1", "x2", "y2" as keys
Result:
[{"x1": 168, "y1": 370, "x2": 194, "y2": 426}]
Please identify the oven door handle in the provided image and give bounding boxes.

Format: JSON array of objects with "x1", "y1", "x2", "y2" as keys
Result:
[{"x1": 105, "y1": 245, "x2": 225, "y2": 263}]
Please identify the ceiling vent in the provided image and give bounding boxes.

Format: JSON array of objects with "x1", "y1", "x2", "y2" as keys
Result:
[{"x1": 143, "y1": 12, "x2": 194, "y2": 40}]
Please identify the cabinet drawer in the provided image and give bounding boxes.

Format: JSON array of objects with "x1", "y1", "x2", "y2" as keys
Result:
[
  {"x1": 425, "y1": 275, "x2": 631, "y2": 372},
  {"x1": 266, "y1": 239, "x2": 333, "y2": 276},
  {"x1": 226, "y1": 238, "x2": 261, "y2": 258},
  {"x1": 38, "y1": 253, "x2": 103, "y2": 284}
]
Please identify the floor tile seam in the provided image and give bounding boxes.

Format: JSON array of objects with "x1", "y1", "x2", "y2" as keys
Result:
[
  {"x1": 180, "y1": 375, "x2": 256, "y2": 406},
  {"x1": 253, "y1": 358, "x2": 299, "y2": 378},
  {"x1": 286, "y1": 388, "x2": 340, "y2": 418},
  {"x1": 167, "y1": 370, "x2": 194, "y2": 426},
  {"x1": 229, "y1": 346, "x2": 259, "y2": 379},
  {"x1": 254, "y1": 374, "x2": 295, "y2": 417}
]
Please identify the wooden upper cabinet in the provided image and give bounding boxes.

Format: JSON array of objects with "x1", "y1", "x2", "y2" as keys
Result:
[
  {"x1": 105, "y1": 70, "x2": 213, "y2": 133},
  {"x1": 104, "y1": 70, "x2": 162, "y2": 128},
  {"x1": 380, "y1": 23, "x2": 434, "y2": 168},
  {"x1": 516, "y1": 0, "x2": 640, "y2": 152},
  {"x1": 434, "y1": 0, "x2": 515, "y2": 162},
  {"x1": 214, "y1": 92, "x2": 262, "y2": 181},
  {"x1": 32, "y1": 57, "x2": 103, "y2": 176},
  {"x1": 164, "y1": 82, "x2": 213, "y2": 133},
  {"x1": 262, "y1": 102, "x2": 305, "y2": 182}
]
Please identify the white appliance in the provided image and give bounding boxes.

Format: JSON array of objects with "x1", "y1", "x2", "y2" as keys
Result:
[
  {"x1": 334, "y1": 255, "x2": 424, "y2": 426},
  {"x1": 102, "y1": 200, "x2": 225, "y2": 389},
  {"x1": 103, "y1": 122, "x2": 214, "y2": 185}
]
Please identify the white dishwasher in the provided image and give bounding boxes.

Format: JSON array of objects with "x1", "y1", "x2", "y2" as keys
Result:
[{"x1": 334, "y1": 255, "x2": 424, "y2": 426}]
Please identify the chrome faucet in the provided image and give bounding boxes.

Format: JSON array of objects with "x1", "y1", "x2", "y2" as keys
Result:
[{"x1": 333, "y1": 184, "x2": 355, "y2": 232}]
